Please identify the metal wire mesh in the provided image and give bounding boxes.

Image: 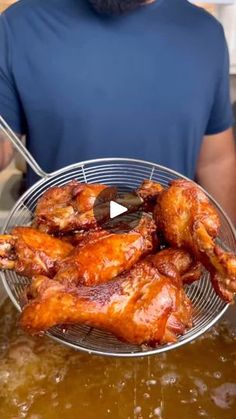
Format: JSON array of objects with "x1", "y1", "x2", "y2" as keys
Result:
[{"x1": 0, "y1": 158, "x2": 235, "y2": 357}]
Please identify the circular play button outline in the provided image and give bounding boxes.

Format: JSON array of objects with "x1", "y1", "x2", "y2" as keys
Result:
[
  {"x1": 110, "y1": 200, "x2": 128, "y2": 219},
  {"x1": 93, "y1": 185, "x2": 144, "y2": 233}
]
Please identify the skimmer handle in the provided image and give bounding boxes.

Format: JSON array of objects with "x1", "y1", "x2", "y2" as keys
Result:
[{"x1": 0, "y1": 115, "x2": 48, "y2": 178}]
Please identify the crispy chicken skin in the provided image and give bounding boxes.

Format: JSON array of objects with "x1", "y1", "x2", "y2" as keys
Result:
[
  {"x1": 0, "y1": 227, "x2": 73, "y2": 278},
  {"x1": 53, "y1": 214, "x2": 156, "y2": 286},
  {"x1": 20, "y1": 258, "x2": 192, "y2": 345},
  {"x1": 155, "y1": 179, "x2": 236, "y2": 302}
]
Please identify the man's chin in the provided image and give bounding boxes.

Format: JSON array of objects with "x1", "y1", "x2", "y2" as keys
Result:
[{"x1": 88, "y1": 0, "x2": 145, "y2": 15}]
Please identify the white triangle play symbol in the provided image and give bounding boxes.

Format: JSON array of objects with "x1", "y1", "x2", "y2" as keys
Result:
[{"x1": 110, "y1": 201, "x2": 128, "y2": 219}]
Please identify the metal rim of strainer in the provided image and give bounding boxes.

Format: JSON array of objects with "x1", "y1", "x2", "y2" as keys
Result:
[{"x1": 0, "y1": 158, "x2": 235, "y2": 357}]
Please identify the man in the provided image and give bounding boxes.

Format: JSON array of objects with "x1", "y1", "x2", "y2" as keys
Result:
[{"x1": 0, "y1": 0, "x2": 235, "y2": 223}]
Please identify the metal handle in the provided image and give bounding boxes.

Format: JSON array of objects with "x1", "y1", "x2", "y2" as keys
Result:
[{"x1": 0, "y1": 115, "x2": 48, "y2": 179}]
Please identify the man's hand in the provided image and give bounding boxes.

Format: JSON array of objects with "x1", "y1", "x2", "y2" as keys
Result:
[
  {"x1": 0, "y1": 131, "x2": 14, "y2": 170},
  {"x1": 196, "y1": 128, "x2": 236, "y2": 225}
]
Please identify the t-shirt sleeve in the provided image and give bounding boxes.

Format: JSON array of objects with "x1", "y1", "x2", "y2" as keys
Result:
[
  {"x1": 205, "y1": 31, "x2": 234, "y2": 135},
  {"x1": 0, "y1": 14, "x2": 26, "y2": 134}
]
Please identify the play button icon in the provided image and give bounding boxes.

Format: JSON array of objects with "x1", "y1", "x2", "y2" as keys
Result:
[
  {"x1": 110, "y1": 201, "x2": 128, "y2": 219},
  {"x1": 93, "y1": 185, "x2": 144, "y2": 233}
]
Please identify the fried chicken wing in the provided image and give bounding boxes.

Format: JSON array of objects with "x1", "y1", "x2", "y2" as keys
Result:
[
  {"x1": 34, "y1": 181, "x2": 117, "y2": 233},
  {"x1": 155, "y1": 179, "x2": 236, "y2": 301},
  {"x1": 53, "y1": 214, "x2": 156, "y2": 286},
  {"x1": 20, "y1": 257, "x2": 192, "y2": 345},
  {"x1": 0, "y1": 227, "x2": 73, "y2": 278},
  {"x1": 70, "y1": 182, "x2": 162, "y2": 231},
  {"x1": 34, "y1": 180, "x2": 164, "y2": 234}
]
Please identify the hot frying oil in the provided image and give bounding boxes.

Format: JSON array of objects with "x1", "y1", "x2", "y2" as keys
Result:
[{"x1": 0, "y1": 300, "x2": 236, "y2": 418}]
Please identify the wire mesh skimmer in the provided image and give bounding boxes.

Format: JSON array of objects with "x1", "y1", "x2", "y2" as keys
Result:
[{"x1": 0, "y1": 116, "x2": 235, "y2": 357}]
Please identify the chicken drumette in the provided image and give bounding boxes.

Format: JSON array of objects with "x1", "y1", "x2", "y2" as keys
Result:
[
  {"x1": 44, "y1": 214, "x2": 156, "y2": 286},
  {"x1": 20, "y1": 250, "x2": 193, "y2": 345},
  {"x1": 155, "y1": 179, "x2": 236, "y2": 302}
]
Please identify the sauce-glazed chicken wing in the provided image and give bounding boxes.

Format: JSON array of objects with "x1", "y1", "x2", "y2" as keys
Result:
[
  {"x1": 53, "y1": 214, "x2": 156, "y2": 286},
  {"x1": 0, "y1": 227, "x2": 73, "y2": 278},
  {"x1": 155, "y1": 180, "x2": 236, "y2": 302},
  {"x1": 20, "y1": 255, "x2": 193, "y2": 345}
]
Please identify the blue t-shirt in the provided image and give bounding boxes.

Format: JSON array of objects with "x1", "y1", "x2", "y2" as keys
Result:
[{"x1": 0, "y1": 0, "x2": 233, "y2": 186}]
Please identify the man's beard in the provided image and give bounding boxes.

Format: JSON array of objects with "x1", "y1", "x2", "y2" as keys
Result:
[{"x1": 88, "y1": 0, "x2": 145, "y2": 15}]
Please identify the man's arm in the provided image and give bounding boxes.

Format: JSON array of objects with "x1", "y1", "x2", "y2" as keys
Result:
[{"x1": 196, "y1": 128, "x2": 236, "y2": 225}]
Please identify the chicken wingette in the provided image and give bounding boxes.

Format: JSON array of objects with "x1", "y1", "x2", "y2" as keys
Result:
[
  {"x1": 0, "y1": 227, "x2": 73, "y2": 278},
  {"x1": 155, "y1": 179, "x2": 236, "y2": 302}
]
